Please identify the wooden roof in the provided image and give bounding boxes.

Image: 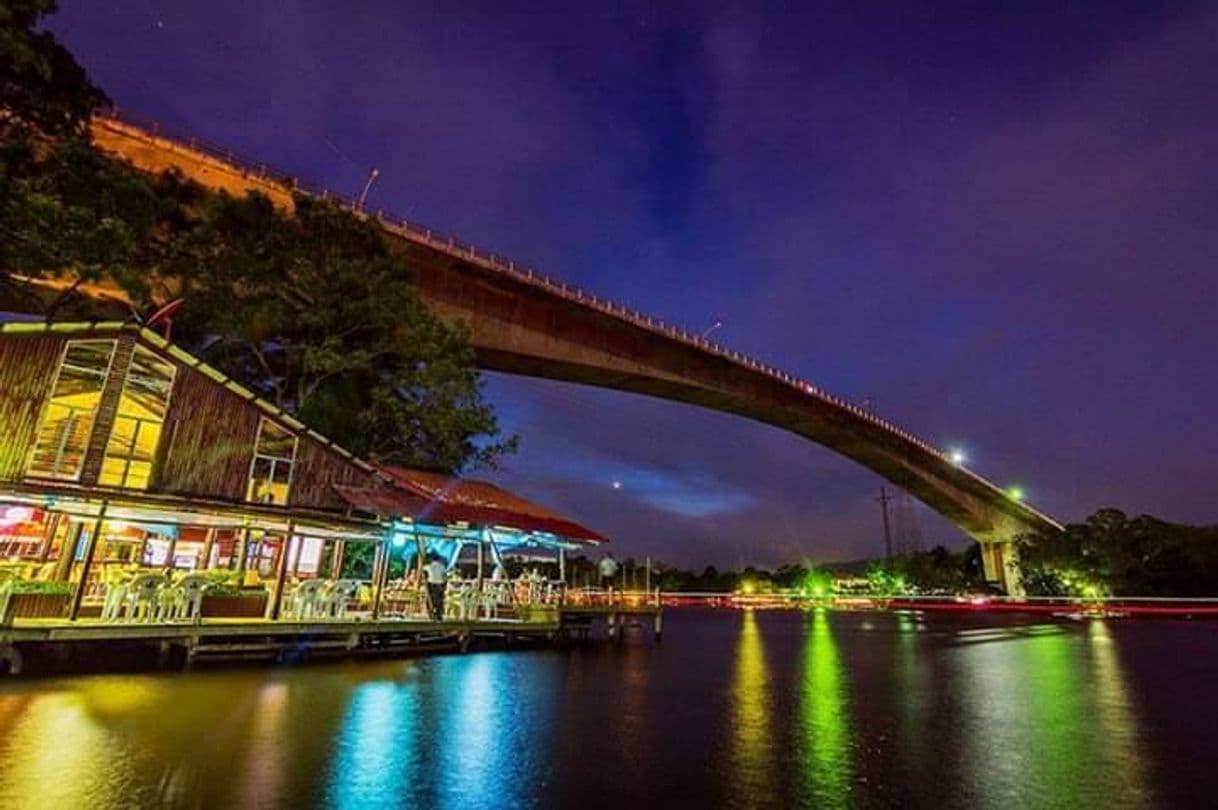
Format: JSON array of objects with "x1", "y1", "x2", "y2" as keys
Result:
[{"x1": 338, "y1": 466, "x2": 607, "y2": 544}]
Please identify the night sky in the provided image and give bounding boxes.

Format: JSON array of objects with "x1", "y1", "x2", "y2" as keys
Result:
[{"x1": 50, "y1": 2, "x2": 1218, "y2": 568}]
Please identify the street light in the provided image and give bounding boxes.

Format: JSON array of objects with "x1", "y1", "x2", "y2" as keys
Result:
[
  {"x1": 949, "y1": 448, "x2": 966, "y2": 466},
  {"x1": 1007, "y1": 486, "x2": 1025, "y2": 501},
  {"x1": 701, "y1": 320, "x2": 723, "y2": 339},
  {"x1": 357, "y1": 167, "x2": 380, "y2": 210}
]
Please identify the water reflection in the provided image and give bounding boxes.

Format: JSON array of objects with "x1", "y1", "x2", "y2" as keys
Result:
[
  {"x1": 0, "y1": 689, "x2": 121, "y2": 809},
  {"x1": 325, "y1": 679, "x2": 417, "y2": 809},
  {"x1": 238, "y1": 682, "x2": 289, "y2": 807},
  {"x1": 729, "y1": 609, "x2": 774, "y2": 807},
  {"x1": 437, "y1": 653, "x2": 560, "y2": 810},
  {"x1": 1087, "y1": 622, "x2": 1150, "y2": 808},
  {"x1": 0, "y1": 613, "x2": 1193, "y2": 808},
  {"x1": 957, "y1": 621, "x2": 1153, "y2": 809},
  {"x1": 797, "y1": 609, "x2": 852, "y2": 809}
]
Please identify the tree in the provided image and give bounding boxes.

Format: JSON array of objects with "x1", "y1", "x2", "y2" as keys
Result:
[
  {"x1": 0, "y1": 137, "x2": 195, "y2": 315},
  {"x1": 0, "y1": 1, "x2": 108, "y2": 137},
  {"x1": 1018, "y1": 509, "x2": 1218, "y2": 597},
  {"x1": 162, "y1": 192, "x2": 516, "y2": 472}
]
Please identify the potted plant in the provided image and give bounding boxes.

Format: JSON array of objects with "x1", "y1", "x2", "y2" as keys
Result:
[
  {"x1": 197, "y1": 572, "x2": 268, "y2": 618},
  {"x1": 5, "y1": 580, "x2": 75, "y2": 621}
]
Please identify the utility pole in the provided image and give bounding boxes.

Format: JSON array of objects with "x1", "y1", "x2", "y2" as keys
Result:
[{"x1": 877, "y1": 487, "x2": 894, "y2": 562}]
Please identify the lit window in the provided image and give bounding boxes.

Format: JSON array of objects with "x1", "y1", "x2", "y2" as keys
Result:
[
  {"x1": 247, "y1": 419, "x2": 297, "y2": 505},
  {"x1": 27, "y1": 340, "x2": 117, "y2": 480},
  {"x1": 99, "y1": 346, "x2": 176, "y2": 489}
]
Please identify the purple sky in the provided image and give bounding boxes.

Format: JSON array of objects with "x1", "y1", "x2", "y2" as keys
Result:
[{"x1": 50, "y1": 2, "x2": 1218, "y2": 568}]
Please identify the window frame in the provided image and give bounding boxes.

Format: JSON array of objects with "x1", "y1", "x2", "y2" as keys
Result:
[
  {"x1": 99, "y1": 344, "x2": 177, "y2": 490},
  {"x1": 25, "y1": 339, "x2": 118, "y2": 482},
  {"x1": 245, "y1": 417, "x2": 298, "y2": 506}
]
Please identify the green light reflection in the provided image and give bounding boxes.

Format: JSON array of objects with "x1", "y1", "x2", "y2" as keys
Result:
[
  {"x1": 797, "y1": 609, "x2": 852, "y2": 809},
  {"x1": 958, "y1": 623, "x2": 1152, "y2": 810}
]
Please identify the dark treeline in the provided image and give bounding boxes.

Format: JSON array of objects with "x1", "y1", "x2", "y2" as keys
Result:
[
  {"x1": 564, "y1": 509, "x2": 1218, "y2": 598},
  {"x1": 565, "y1": 544, "x2": 985, "y2": 595},
  {"x1": 1018, "y1": 509, "x2": 1218, "y2": 597}
]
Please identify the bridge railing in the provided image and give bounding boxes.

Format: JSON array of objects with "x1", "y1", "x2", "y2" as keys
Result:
[{"x1": 93, "y1": 108, "x2": 1055, "y2": 527}]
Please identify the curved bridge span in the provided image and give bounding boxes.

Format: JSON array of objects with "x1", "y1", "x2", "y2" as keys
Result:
[{"x1": 90, "y1": 111, "x2": 1061, "y2": 591}]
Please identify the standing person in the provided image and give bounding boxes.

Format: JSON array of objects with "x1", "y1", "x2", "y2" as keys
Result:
[
  {"x1": 425, "y1": 555, "x2": 448, "y2": 620},
  {"x1": 598, "y1": 554, "x2": 619, "y2": 598}
]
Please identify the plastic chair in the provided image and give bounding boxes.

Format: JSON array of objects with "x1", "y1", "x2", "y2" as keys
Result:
[
  {"x1": 122, "y1": 573, "x2": 167, "y2": 623},
  {"x1": 101, "y1": 576, "x2": 131, "y2": 622},
  {"x1": 326, "y1": 579, "x2": 360, "y2": 619},
  {"x1": 478, "y1": 582, "x2": 504, "y2": 619},
  {"x1": 286, "y1": 579, "x2": 328, "y2": 620},
  {"x1": 163, "y1": 574, "x2": 210, "y2": 623}
]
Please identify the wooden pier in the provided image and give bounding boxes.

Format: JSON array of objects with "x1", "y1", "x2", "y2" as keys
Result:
[{"x1": 0, "y1": 603, "x2": 663, "y2": 676}]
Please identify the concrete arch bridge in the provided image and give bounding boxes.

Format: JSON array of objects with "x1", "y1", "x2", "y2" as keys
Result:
[{"x1": 86, "y1": 111, "x2": 1062, "y2": 593}]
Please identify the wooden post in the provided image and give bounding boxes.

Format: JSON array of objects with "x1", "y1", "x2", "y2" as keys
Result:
[
  {"x1": 267, "y1": 524, "x2": 294, "y2": 620},
  {"x1": 68, "y1": 502, "x2": 108, "y2": 621},
  {"x1": 330, "y1": 538, "x2": 346, "y2": 579},
  {"x1": 486, "y1": 531, "x2": 517, "y2": 607},
  {"x1": 164, "y1": 528, "x2": 179, "y2": 573},
  {"x1": 476, "y1": 539, "x2": 484, "y2": 592},
  {"x1": 37, "y1": 513, "x2": 61, "y2": 563},
  {"x1": 201, "y1": 528, "x2": 217, "y2": 570},
  {"x1": 371, "y1": 537, "x2": 389, "y2": 620},
  {"x1": 557, "y1": 547, "x2": 567, "y2": 606},
  {"x1": 414, "y1": 531, "x2": 426, "y2": 576},
  {"x1": 235, "y1": 527, "x2": 250, "y2": 579},
  {"x1": 53, "y1": 520, "x2": 82, "y2": 581}
]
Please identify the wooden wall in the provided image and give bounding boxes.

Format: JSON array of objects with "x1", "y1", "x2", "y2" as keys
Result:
[
  {"x1": 0, "y1": 328, "x2": 376, "y2": 510},
  {"x1": 0, "y1": 334, "x2": 64, "y2": 482},
  {"x1": 152, "y1": 357, "x2": 376, "y2": 508},
  {"x1": 154, "y1": 365, "x2": 263, "y2": 501},
  {"x1": 290, "y1": 439, "x2": 372, "y2": 511}
]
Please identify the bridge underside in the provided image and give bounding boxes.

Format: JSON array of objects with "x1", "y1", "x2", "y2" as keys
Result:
[{"x1": 87, "y1": 115, "x2": 1058, "y2": 593}]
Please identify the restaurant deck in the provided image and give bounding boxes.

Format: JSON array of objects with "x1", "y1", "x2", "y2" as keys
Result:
[{"x1": 0, "y1": 601, "x2": 663, "y2": 674}]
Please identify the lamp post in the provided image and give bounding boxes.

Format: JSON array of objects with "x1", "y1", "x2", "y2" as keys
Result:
[{"x1": 356, "y1": 167, "x2": 380, "y2": 210}]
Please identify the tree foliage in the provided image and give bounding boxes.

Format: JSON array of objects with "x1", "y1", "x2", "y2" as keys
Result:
[
  {"x1": 1018, "y1": 509, "x2": 1218, "y2": 597},
  {"x1": 165, "y1": 193, "x2": 517, "y2": 471},
  {"x1": 0, "y1": 0, "x2": 108, "y2": 137}
]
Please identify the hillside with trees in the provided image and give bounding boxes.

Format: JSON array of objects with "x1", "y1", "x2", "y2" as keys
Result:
[{"x1": 0, "y1": 1, "x2": 515, "y2": 473}]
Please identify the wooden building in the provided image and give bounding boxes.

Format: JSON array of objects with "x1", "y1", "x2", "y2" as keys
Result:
[{"x1": 0, "y1": 320, "x2": 603, "y2": 624}]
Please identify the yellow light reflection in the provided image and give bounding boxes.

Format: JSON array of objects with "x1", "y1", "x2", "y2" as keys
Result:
[
  {"x1": 0, "y1": 691, "x2": 122, "y2": 809},
  {"x1": 729, "y1": 609, "x2": 774, "y2": 805},
  {"x1": 236, "y1": 682, "x2": 288, "y2": 808},
  {"x1": 1087, "y1": 622, "x2": 1151, "y2": 808}
]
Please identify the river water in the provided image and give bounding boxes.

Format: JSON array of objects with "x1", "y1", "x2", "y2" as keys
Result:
[{"x1": 0, "y1": 609, "x2": 1213, "y2": 809}]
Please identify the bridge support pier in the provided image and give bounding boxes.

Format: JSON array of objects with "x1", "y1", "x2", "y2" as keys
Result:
[{"x1": 980, "y1": 540, "x2": 1024, "y2": 597}]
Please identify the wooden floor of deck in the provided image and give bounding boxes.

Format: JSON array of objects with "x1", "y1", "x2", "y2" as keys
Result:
[
  {"x1": 2, "y1": 615, "x2": 556, "y2": 642},
  {"x1": 0, "y1": 604, "x2": 663, "y2": 675}
]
